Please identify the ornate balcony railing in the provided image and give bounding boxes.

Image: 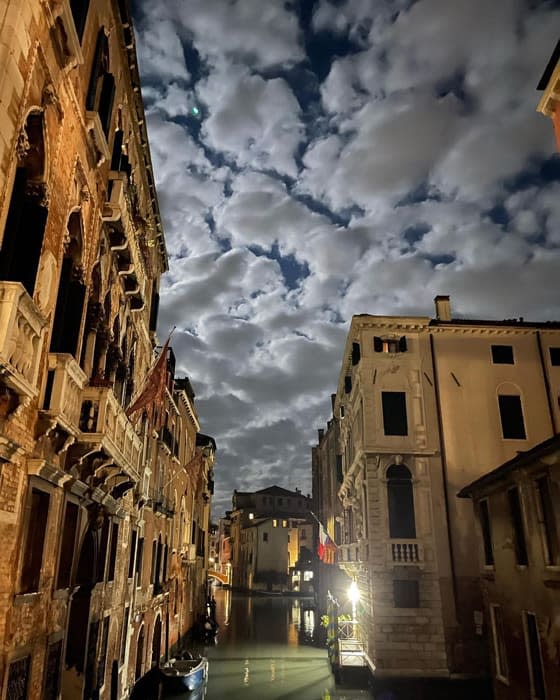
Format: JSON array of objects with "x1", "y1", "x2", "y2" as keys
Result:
[
  {"x1": 388, "y1": 539, "x2": 423, "y2": 565},
  {"x1": 79, "y1": 386, "x2": 142, "y2": 479},
  {"x1": 41, "y1": 353, "x2": 87, "y2": 432},
  {"x1": 0, "y1": 281, "x2": 46, "y2": 400}
]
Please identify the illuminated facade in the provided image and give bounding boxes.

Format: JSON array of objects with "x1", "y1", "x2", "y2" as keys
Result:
[
  {"x1": 536, "y1": 41, "x2": 560, "y2": 151},
  {"x1": 316, "y1": 296, "x2": 560, "y2": 680},
  {"x1": 0, "y1": 1, "x2": 214, "y2": 697}
]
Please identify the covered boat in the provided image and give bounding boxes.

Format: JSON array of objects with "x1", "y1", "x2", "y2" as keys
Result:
[{"x1": 159, "y1": 656, "x2": 208, "y2": 693}]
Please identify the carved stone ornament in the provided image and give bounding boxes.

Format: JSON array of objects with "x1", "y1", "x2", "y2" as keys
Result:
[
  {"x1": 16, "y1": 128, "x2": 31, "y2": 161},
  {"x1": 25, "y1": 181, "x2": 50, "y2": 207},
  {"x1": 35, "y1": 250, "x2": 58, "y2": 316},
  {"x1": 42, "y1": 82, "x2": 63, "y2": 118}
]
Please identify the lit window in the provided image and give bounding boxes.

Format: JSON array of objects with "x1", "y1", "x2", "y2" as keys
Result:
[
  {"x1": 282, "y1": 520, "x2": 288, "y2": 528},
  {"x1": 272, "y1": 519, "x2": 278, "y2": 528},
  {"x1": 303, "y1": 571, "x2": 313, "y2": 581},
  {"x1": 248, "y1": 513, "x2": 254, "y2": 520}
]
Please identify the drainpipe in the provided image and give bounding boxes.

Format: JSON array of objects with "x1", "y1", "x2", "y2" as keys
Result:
[
  {"x1": 536, "y1": 330, "x2": 558, "y2": 435},
  {"x1": 429, "y1": 334, "x2": 458, "y2": 622}
]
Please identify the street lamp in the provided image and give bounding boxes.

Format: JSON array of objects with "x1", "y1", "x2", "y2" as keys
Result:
[{"x1": 348, "y1": 580, "x2": 359, "y2": 619}]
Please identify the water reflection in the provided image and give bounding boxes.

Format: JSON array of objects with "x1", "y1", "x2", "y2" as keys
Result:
[{"x1": 203, "y1": 589, "x2": 372, "y2": 700}]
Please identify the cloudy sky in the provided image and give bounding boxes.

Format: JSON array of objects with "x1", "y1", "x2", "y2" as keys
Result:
[{"x1": 132, "y1": 0, "x2": 560, "y2": 517}]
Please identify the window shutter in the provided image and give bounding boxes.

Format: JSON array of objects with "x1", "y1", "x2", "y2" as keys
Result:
[
  {"x1": 399, "y1": 336, "x2": 407, "y2": 352},
  {"x1": 373, "y1": 336, "x2": 383, "y2": 352}
]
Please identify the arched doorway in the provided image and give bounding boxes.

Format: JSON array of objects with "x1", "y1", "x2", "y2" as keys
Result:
[
  {"x1": 135, "y1": 626, "x2": 144, "y2": 680},
  {"x1": 151, "y1": 616, "x2": 162, "y2": 668}
]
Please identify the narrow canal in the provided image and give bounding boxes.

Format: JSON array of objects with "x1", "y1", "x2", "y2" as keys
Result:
[{"x1": 203, "y1": 588, "x2": 372, "y2": 700}]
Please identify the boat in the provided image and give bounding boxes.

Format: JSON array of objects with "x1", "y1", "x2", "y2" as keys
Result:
[{"x1": 159, "y1": 655, "x2": 208, "y2": 693}]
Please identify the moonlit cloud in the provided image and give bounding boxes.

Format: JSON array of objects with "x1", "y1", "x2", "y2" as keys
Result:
[{"x1": 134, "y1": 0, "x2": 560, "y2": 516}]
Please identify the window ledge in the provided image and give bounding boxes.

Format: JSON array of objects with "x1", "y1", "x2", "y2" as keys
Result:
[
  {"x1": 14, "y1": 592, "x2": 41, "y2": 605},
  {"x1": 496, "y1": 675, "x2": 510, "y2": 686}
]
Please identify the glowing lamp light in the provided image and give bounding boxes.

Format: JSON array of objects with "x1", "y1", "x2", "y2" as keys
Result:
[
  {"x1": 348, "y1": 580, "x2": 360, "y2": 605},
  {"x1": 191, "y1": 106, "x2": 200, "y2": 116}
]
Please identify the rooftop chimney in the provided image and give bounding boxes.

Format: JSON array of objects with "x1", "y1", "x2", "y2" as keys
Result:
[{"x1": 434, "y1": 295, "x2": 451, "y2": 321}]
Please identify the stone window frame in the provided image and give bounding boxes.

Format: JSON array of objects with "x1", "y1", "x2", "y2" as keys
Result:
[{"x1": 489, "y1": 603, "x2": 509, "y2": 684}]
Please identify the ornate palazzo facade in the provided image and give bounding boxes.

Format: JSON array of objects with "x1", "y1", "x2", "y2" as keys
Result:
[{"x1": 0, "y1": 1, "x2": 214, "y2": 698}]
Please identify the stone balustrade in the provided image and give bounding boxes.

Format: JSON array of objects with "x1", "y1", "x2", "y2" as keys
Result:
[
  {"x1": 0, "y1": 281, "x2": 46, "y2": 400},
  {"x1": 42, "y1": 353, "x2": 87, "y2": 432},
  {"x1": 388, "y1": 539, "x2": 423, "y2": 565},
  {"x1": 79, "y1": 386, "x2": 142, "y2": 480}
]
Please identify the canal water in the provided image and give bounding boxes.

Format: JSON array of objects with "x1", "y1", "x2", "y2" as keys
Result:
[{"x1": 202, "y1": 588, "x2": 372, "y2": 700}]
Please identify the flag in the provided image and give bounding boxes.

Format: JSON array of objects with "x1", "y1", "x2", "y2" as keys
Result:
[
  {"x1": 126, "y1": 335, "x2": 170, "y2": 426},
  {"x1": 317, "y1": 521, "x2": 337, "y2": 565}
]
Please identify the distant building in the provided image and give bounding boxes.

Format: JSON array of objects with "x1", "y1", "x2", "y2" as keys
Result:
[
  {"x1": 229, "y1": 486, "x2": 314, "y2": 592},
  {"x1": 314, "y1": 296, "x2": 560, "y2": 681},
  {"x1": 459, "y1": 435, "x2": 560, "y2": 700},
  {"x1": 537, "y1": 40, "x2": 560, "y2": 150}
]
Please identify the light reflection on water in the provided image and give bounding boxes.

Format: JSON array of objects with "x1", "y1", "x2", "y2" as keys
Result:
[{"x1": 200, "y1": 588, "x2": 372, "y2": 700}]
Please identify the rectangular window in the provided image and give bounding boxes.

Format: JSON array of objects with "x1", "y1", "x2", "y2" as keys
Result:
[
  {"x1": 107, "y1": 522, "x2": 119, "y2": 582},
  {"x1": 393, "y1": 579, "x2": 419, "y2": 608},
  {"x1": 6, "y1": 655, "x2": 31, "y2": 700},
  {"x1": 120, "y1": 607, "x2": 129, "y2": 665},
  {"x1": 272, "y1": 519, "x2": 278, "y2": 528},
  {"x1": 536, "y1": 476, "x2": 559, "y2": 565},
  {"x1": 479, "y1": 499, "x2": 494, "y2": 566},
  {"x1": 492, "y1": 345, "x2": 514, "y2": 364},
  {"x1": 490, "y1": 604, "x2": 508, "y2": 681},
  {"x1": 57, "y1": 501, "x2": 79, "y2": 589},
  {"x1": 97, "y1": 616, "x2": 110, "y2": 690},
  {"x1": 524, "y1": 612, "x2": 547, "y2": 699},
  {"x1": 136, "y1": 537, "x2": 144, "y2": 581},
  {"x1": 282, "y1": 519, "x2": 288, "y2": 528},
  {"x1": 508, "y1": 487, "x2": 529, "y2": 565},
  {"x1": 382, "y1": 392, "x2": 408, "y2": 436},
  {"x1": 128, "y1": 530, "x2": 137, "y2": 579},
  {"x1": 498, "y1": 395, "x2": 526, "y2": 439},
  {"x1": 21, "y1": 488, "x2": 50, "y2": 593},
  {"x1": 549, "y1": 347, "x2": 560, "y2": 366},
  {"x1": 43, "y1": 640, "x2": 63, "y2": 700},
  {"x1": 263, "y1": 532, "x2": 268, "y2": 542}
]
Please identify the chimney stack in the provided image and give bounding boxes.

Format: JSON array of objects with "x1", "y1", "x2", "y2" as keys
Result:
[{"x1": 434, "y1": 295, "x2": 451, "y2": 321}]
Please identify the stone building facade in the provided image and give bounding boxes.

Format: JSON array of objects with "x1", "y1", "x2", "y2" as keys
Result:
[
  {"x1": 537, "y1": 41, "x2": 560, "y2": 151},
  {"x1": 0, "y1": 1, "x2": 215, "y2": 698},
  {"x1": 229, "y1": 486, "x2": 313, "y2": 593},
  {"x1": 459, "y1": 435, "x2": 560, "y2": 700},
  {"x1": 314, "y1": 296, "x2": 560, "y2": 680}
]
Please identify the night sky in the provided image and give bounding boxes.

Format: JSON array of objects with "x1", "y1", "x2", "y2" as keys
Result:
[{"x1": 132, "y1": 0, "x2": 560, "y2": 516}]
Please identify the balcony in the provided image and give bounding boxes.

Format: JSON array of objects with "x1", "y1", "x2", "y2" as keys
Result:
[
  {"x1": 0, "y1": 281, "x2": 46, "y2": 401},
  {"x1": 388, "y1": 539, "x2": 423, "y2": 566},
  {"x1": 79, "y1": 386, "x2": 142, "y2": 480},
  {"x1": 151, "y1": 490, "x2": 175, "y2": 518},
  {"x1": 41, "y1": 353, "x2": 87, "y2": 433}
]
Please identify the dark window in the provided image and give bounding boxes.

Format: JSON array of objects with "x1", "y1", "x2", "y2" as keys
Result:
[
  {"x1": 491, "y1": 345, "x2": 514, "y2": 364},
  {"x1": 136, "y1": 537, "x2": 144, "y2": 580},
  {"x1": 382, "y1": 392, "x2": 408, "y2": 436},
  {"x1": 120, "y1": 608, "x2": 129, "y2": 665},
  {"x1": 373, "y1": 336, "x2": 383, "y2": 352},
  {"x1": 107, "y1": 523, "x2": 119, "y2": 582},
  {"x1": 536, "y1": 476, "x2": 559, "y2": 565},
  {"x1": 490, "y1": 605, "x2": 508, "y2": 680},
  {"x1": 525, "y1": 613, "x2": 546, "y2": 699},
  {"x1": 393, "y1": 580, "x2": 419, "y2": 608},
  {"x1": 6, "y1": 655, "x2": 31, "y2": 700},
  {"x1": 57, "y1": 502, "x2": 79, "y2": 589},
  {"x1": 344, "y1": 376, "x2": 352, "y2": 394},
  {"x1": 335, "y1": 455, "x2": 343, "y2": 483},
  {"x1": 387, "y1": 464, "x2": 416, "y2": 538},
  {"x1": 150, "y1": 540, "x2": 157, "y2": 584},
  {"x1": 498, "y1": 395, "x2": 526, "y2": 439},
  {"x1": 43, "y1": 639, "x2": 63, "y2": 700},
  {"x1": 97, "y1": 519, "x2": 110, "y2": 582},
  {"x1": 128, "y1": 530, "x2": 137, "y2": 579},
  {"x1": 549, "y1": 347, "x2": 560, "y2": 366},
  {"x1": 97, "y1": 616, "x2": 110, "y2": 690},
  {"x1": 351, "y1": 342, "x2": 361, "y2": 365},
  {"x1": 69, "y1": 0, "x2": 90, "y2": 42},
  {"x1": 479, "y1": 499, "x2": 494, "y2": 566},
  {"x1": 21, "y1": 488, "x2": 50, "y2": 593},
  {"x1": 508, "y1": 487, "x2": 528, "y2": 565},
  {"x1": 398, "y1": 336, "x2": 407, "y2": 352},
  {"x1": 263, "y1": 532, "x2": 268, "y2": 543}
]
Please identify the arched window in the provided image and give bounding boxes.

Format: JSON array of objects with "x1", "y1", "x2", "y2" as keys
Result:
[
  {"x1": 387, "y1": 464, "x2": 416, "y2": 539},
  {"x1": 50, "y1": 211, "x2": 86, "y2": 357},
  {"x1": 0, "y1": 112, "x2": 48, "y2": 296}
]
